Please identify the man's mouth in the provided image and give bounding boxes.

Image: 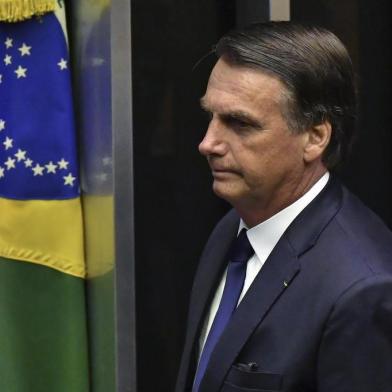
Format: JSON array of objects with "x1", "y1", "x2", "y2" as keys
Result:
[{"x1": 210, "y1": 166, "x2": 239, "y2": 178}]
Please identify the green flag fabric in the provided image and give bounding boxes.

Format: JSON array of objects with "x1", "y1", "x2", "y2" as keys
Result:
[{"x1": 0, "y1": 257, "x2": 89, "y2": 391}]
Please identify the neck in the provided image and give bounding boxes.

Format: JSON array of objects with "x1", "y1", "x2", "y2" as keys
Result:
[{"x1": 237, "y1": 166, "x2": 327, "y2": 228}]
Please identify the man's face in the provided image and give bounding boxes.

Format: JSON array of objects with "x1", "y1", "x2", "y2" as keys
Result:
[{"x1": 199, "y1": 58, "x2": 311, "y2": 221}]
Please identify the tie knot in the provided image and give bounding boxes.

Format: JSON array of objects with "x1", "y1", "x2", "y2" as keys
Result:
[{"x1": 229, "y1": 229, "x2": 254, "y2": 264}]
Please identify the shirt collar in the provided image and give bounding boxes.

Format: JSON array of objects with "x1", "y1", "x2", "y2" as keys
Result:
[{"x1": 239, "y1": 172, "x2": 330, "y2": 265}]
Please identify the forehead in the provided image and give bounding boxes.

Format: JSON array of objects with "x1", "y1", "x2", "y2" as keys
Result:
[{"x1": 202, "y1": 58, "x2": 287, "y2": 113}]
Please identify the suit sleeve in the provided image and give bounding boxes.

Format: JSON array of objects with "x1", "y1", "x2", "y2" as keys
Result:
[{"x1": 317, "y1": 274, "x2": 392, "y2": 392}]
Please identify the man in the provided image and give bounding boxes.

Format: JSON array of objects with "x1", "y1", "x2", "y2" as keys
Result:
[{"x1": 176, "y1": 22, "x2": 392, "y2": 392}]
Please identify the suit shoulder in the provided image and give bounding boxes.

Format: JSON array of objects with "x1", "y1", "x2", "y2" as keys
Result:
[
  {"x1": 298, "y1": 184, "x2": 392, "y2": 299},
  {"x1": 334, "y1": 186, "x2": 392, "y2": 274}
]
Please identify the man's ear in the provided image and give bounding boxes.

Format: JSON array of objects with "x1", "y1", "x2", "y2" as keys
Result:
[{"x1": 303, "y1": 121, "x2": 332, "y2": 163}]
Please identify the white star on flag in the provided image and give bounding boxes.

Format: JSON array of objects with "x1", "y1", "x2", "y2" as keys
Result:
[
  {"x1": 14, "y1": 65, "x2": 27, "y2": 79},
  {"x1": 102, "y1": 156, "x2": 112, "y2": 166},
  {"x1": 45, "y1": 161, "x2": 57, "y2": 173},
  {"x1": 0, "y1": 167, "x2": 4, "y2": 178},
  {"x1": 0, "y1": 74, "x2": 2, "y2": 84},
  {"x1": 18, "y1": 43, "x2": 32, "y2": 56},
  {"x1": 4, "y1": 54, "x2": 12, "y2": 65},
  {"x1": 3, "y1": 136, "x2": 13, "y2": 150},
  {"x1": 91, "y1": 57, "x2": 105, "y2": 67},
  {"x1": 24, "y1": 158, "x2": 33, "y2": 167},
  {"x1": 32, "y1": 163, "x2": 44, "y2": 176},
  {"x1": 96, "y1": 173, "x2": 108, "y2": 182},
  {"x1": 57, "y1": 58, "x2": 68, "y2": 70},
  {"x1": 5, "y1": 37, "x2": 13, "y2": 49},
  {"x1": 5, "y1": 157, "x2": 16, "y2": 170},
  {"x1": 14, "y1": 149, "x2": 27, "y2": 161},
  {"x1": 0, "y1": 120, "x2": 5, "y2": 131},
  {"x1": 63, "y1": 173, "x2": 76, "y2": 186},
  {"x1": 58, "y1": 158, "x2": 69, "y2": 169}
]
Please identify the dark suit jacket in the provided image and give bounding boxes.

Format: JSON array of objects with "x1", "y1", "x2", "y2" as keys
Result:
[{"x1": 176, "y1": 176, "x2": 392, "y2": 392}]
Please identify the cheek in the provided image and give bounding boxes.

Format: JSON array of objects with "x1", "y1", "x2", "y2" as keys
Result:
[
  {"x1": 242, "y1": 142, "x2": 301, "y2": 183},
  {"x1": 231, "y1": 133, "x2": 304, "y2": 176}
]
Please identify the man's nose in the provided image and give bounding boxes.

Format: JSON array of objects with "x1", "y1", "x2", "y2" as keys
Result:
[{"x1": 198, "y1": 120, "x2": 227, "y2": 157}]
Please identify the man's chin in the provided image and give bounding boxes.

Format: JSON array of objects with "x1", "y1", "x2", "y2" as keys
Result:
[{"x1": 212, "y1": 181, "x2": 241, "y2": 205}]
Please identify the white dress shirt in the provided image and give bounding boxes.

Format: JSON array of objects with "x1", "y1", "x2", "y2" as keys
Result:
[{"x1": 198, "y1": 172, "x2": 330, "y2": 356}]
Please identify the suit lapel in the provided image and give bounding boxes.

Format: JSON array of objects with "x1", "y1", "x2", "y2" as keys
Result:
[
  {"x1": 176, "y1": 211, "x2": 239, "y2": 391},
  {"x1": 200, "y1": 237, "x2": 300, "y2": 392}
]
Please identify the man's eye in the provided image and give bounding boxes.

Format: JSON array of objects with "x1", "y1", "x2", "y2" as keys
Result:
[{"x1": 226, "y1": 117, "x2": 250, "y2": 129}]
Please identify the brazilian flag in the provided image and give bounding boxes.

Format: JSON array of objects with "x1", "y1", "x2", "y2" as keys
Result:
[{"x1": 0, "y1": 2, "x2": 89, "y2": 391}]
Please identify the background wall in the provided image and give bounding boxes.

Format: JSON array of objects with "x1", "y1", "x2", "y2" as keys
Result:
[
  {"x1": 292, "y1": 0, "x2": 392, "y2": 227},
  {"x1": 132, "y1": 2, "x2": 235, "y2": 390}
]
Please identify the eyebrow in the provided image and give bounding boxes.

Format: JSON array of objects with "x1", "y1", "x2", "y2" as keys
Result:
[{"x1": 199, "y1": 97, "x2": 263, "y2": 129}]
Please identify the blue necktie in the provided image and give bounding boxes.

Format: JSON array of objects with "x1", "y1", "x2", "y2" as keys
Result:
[{"x1": 193, "y1": 229, "x2": 254, "y2": 392}]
